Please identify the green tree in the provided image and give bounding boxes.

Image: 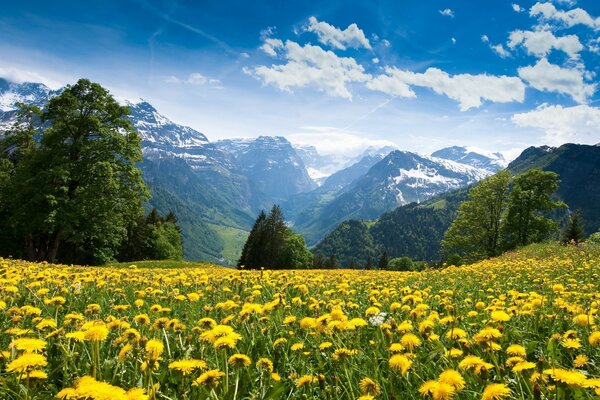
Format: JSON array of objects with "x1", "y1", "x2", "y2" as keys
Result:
[
  {"x1": 237, "y1": 211, "x2": 266, "y2": 268},
  {"x1": 118, "y1": 208, "x2": 183, "y2": 261},
  {"x1": 280, "y1": 230, "x2": 313, "y2": 269},
  {"x1": 561, "y1": 210, "x2": 585, "y2": 244},
  {"x1": 378, "y1": 250, "x2": 389, "y2": 269},
  {"x1": 0, "y1": 79, "x2": 149, "y2": 264},
  {"x1": 389, "y1": 256, "x2": 414, "y2": 271},
  {"x1": 442, "y1": 170, "x2": 511, "y2": 262},
  {"x1": 503, "y1": 169, "x2": 565, "y2": 248},
  {"x1": 238, "y1": 206, "x2": 312, "y2": 269}
]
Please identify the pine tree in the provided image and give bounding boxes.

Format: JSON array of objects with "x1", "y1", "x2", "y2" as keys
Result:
[
  {"x1": 562, "y1": 210, "x2": 585, "y2": 244},
  {"x1": 238, "y1": 206, "x2": 312, "y2": 269},
  {"x1": 238, "y1": 211, "x2": 266, "y2": 268},
  {"x1": 378, "y1": 251, "x2": 389, "y2": 269}
]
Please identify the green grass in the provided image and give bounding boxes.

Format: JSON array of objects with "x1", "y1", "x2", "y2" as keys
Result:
[
  {"x1": 105, "y1": 259, "x2": 217, "y2": 269},
  {"x1": 426, "y1": 198, "x2": 448, "y2": 210},
  {"x1": 208, "y1": 223, "x2": 249, "y2": 264}
]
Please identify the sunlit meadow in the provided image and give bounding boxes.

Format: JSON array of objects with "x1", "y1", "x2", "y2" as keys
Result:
[{"x1": 0, "y1": 242, "x2": 599, "y2": 400}]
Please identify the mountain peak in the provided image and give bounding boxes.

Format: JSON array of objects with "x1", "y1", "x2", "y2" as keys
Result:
[{"x1": 431, "y1": 145, "x2": 507, "y2": 172}]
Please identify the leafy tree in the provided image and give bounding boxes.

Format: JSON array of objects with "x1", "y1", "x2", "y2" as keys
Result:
[
  {"x1": 561, "y1": 210, "x2": 585, "y2": 244},
  {"x1": 589, "y1": 231, "x2": 600, "y2": 245},
  {"x1": 280, "y1": 231, "x2": 313, "y2": 269},
  {"x1": 442, "y1": 171, "x2": 511, "y2": 262},
  {"x1": 0, "y1": 79, "x2": 149, "y2": 264},
  {"x1": 378, "y1": 250, "x2": 389, "y2": 269},
  {"x1": 389, "y1": 256, "x2": 414, "y2": 271},
  {"x1": 445, "y1": 253, "x2": 463, "y2": 267},
  {"x1": 503, "y1": 169, "x2": 566, "y2": 248},
  {"x1": 118, "y1": 208, "x2": 183, "y2": 261}
]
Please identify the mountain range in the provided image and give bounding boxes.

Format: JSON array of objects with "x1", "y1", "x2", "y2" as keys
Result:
[
  {"x1": 314, "y1": 143, "x2": 600, "y2": 266},
  {"x1": 0, "y1": 78, "x2": 509, "y2": 263}
]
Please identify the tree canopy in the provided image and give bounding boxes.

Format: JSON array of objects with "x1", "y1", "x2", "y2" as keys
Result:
[
  {"x1": 0, "y1": 79, "x2": 151, "y2": 264},
  {"x1": 443, "y1": 169, "x2": 565, "y2": 263}
]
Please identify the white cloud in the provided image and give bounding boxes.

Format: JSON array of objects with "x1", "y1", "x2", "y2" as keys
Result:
[
  {"x1": 305, "y1": 16, "x2": 371, "y2": 50},
  {"x1": 289, "y1": 126, "x2": 397, "y2": 160},
  {"x1": 508, "y1": 29, "x2": 584, "y2": 58},
  {"x1": 482, "y1": 35, "x2": 511, "y2": 57},
  {"x1": 451, "y1": 37, "x2": 457, "y2": 44},
  {"x1": 381, "y1": 39, "x2": 391, "y2": 47},
  {"x1": 367, "y1": 67, "x2": 525, "y2": 110},
  {"x1": 260, "y1": 38, "x2": 284, "y2": 56},
  {"x1": 250, "y1": 40, "x2": 370, "y2": 99},
  {"x1": 529, "y1": 2, "x2": 600, "y2": 29},
  {"x1": 512, "y1": 103, "x2": 600, "y2": 145},
  {"x1": 517, "y1": 58, "x2": 596, "y2": 103},
  {"x1": 491, "y1": 44, "x2": 511, "y2": 57},
  {"x1": 0, "y1": 66, "x2": 66, "y2": 89},
  {"x1": 439, "y1": 8, "x2": 455, "y2": 18},
  {"x1": 372, "y1": 57, "x2": 380, "y2": 64},
  {"x1": 164, "y1": 72, "x2": 220, "y2": 87},
  {"x1": 589, "y1": 37, "x2": 600, "y2": 54},
  {"x1": 512, "y1": 3, "x2": 524, "y2": 12}
]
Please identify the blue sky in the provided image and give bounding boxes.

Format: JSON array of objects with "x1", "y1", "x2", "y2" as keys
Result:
[{"x1": 1, "y1": 0, "x2": 599, "y2": 159}]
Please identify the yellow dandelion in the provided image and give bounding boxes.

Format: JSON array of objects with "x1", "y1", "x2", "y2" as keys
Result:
[
  {"x1": 389, "y1": 354, "x2": 412, "y2": 375},
  {"x1": 6, "y1": 352, "x2": 48, "y2": 373},
  {"x1": 228, "y1": 354, "x2": 251, "y2": 368},
  {"x1": 192, "y1": 369, "x2": 225, "y2": 389},
  {"x1": 168, "y1": 359, "x2": 208, "y2": 375},
  {"x1": 481, "y1": 383, "x2": 511, "y2": 400}
]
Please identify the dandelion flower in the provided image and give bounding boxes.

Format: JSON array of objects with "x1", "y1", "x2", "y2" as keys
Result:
[
  {"x1": 481, "y1": 383, "x2": 511, "y2": 400},
  {"x1": 6, "y1": 352, "x2": 47, "y2": 373},
  {"x1": 228, "y1": 354, "x2": 251, "y2": 368},
  {"x1": 192, "y1": 369, "x2": 225, "y2": 389},
  {"x1": 169, "y1": 359, "x2": 208, "y2": 375}
]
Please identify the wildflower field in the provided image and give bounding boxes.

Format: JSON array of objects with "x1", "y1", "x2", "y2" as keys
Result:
[{"x1": 1, "y1": 243, "x2": 599, "y2": 400}]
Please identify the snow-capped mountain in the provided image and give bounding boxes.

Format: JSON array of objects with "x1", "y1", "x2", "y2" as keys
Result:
[
  {"x1": 292, "y1": 144, "x2": 338, "y2": 183},
  {"x1": 431, "y1": 145, "x2": 508, "y2": 172},
  {"x1": 290, "y1": 150, "x2": 490, "y2": 245},
  {"x1": 0, "y1": 79, "x2": 60, "y2": 112},
  {"x1": 127, "y1": 101, "x2": 209, "y2": 149},
  {"x1": 216, "y1": 136, "x2": 316, "y2": 202}
]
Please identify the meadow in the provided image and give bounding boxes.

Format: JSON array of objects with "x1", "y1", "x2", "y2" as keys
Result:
[{"x1": 0, "y1": 242, "x2": 599, "y2": 399}]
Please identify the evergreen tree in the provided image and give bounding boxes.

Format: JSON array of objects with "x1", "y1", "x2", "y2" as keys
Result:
[
  {"x1": 326, "y1": 254, "x2": 339, "y2": 269},
  {"x1": 378, "y1": 250, "x2": 389, "y2": 269},
  {"x1": 0, "y1": 79, "x2": 149, "y2": 264},
  {"x1": 442, "y1": 171, "x2": 510, "y2": 262},
  {"x1": 264, "y1": 205, "x2": 287, "y2": 269},
  {"x1": 562, "y1": 210, "x2": 585, "y2": 244},
  {"x1": 503, "y1": 169, "x2": 566, "y2": 248},
  {"x1": 238, "y1": 207, "x2": 312, "y2": 269},
  {"x1": 312, "y1": 253, "x2": 326, "y2": 269},
  {"x1": 237, "y1": 211, "x2": 266, "y2": 268}
]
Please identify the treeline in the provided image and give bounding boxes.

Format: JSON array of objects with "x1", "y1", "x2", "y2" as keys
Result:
[
  {"x1": 0, "y1": 79, "x2": 182, "y2": 265},
  {"x1": 238, "y1": 205, "x2": 312, "y2": 269},
  {"x1": 312, "y1": 189, "x2": 467, "y2": 268}
]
